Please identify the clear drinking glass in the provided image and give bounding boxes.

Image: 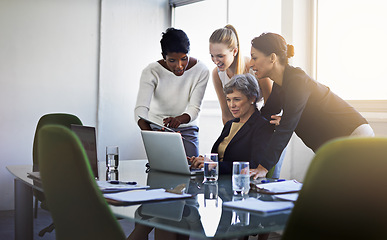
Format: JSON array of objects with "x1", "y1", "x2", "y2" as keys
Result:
[
  {"x1": 106, "y1": 146, "x2": 119, "y2": 170},
  {"x1": 203, "y1": 153, "x2": 218, "y2": 182},
  {"x1": 106, "y1": 169, "x2": 119, "y2": 181},
  {"x1": 232, "y1": 161, "x2": 250, "y2": 195}
]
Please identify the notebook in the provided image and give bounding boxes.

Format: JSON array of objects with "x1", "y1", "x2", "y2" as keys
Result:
[
  {"x1": 140, "y1": 131, "x2": 203, "y2": 175},
  {"x1": 70, "y1": 124, "x2": 99, "y2": 180},
  {"x1": 138, "y1": 115, "x2": 174, "y2": 132}
]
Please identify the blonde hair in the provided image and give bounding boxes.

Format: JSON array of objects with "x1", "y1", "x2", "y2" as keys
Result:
[{"x1": 209, "y1": 24, "x2": 245, "y2": 74}]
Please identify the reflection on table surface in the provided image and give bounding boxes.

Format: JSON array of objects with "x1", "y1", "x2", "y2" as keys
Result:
[
  {"x1": 105, "y1": 160, "x2": 290, "y2": 239},
  {"x1": 6, "y1": 160, "x2": 290, "y2": 239}
]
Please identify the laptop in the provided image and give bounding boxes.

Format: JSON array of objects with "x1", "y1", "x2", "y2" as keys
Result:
[
  {"x1": 70, "y1": 124, "x2": 99, "y2": 180},
  {"x1": 140, "y1": 131, "x2": 203, "y2": 175}
]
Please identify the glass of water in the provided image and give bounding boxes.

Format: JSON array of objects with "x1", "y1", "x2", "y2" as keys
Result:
[
  {"x1": 106, "y1": 146, "x2": 119, "y2": 170},
  {"x1": 232, "y1": 161, "x2": 250, "y2": 195},
  {"x1": 106, "y1": 169, "x2": 119, "y2": 181},
  {"x1": 204, "y1": 153, "x2": 218, "y2": 182}
]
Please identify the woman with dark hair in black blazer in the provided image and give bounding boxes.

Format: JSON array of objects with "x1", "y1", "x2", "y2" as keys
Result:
[
  {"x1": 249, "y1": 32, "x2": 374, "y2": 179},
  {"x1": 190, "y1": 73, "x2": 274, "y2": 174}
]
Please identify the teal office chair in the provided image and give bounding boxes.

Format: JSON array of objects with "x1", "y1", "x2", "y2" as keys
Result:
[
  {"x1": 281, "y1": 137, "x2": 387, "y2": 240},
  {"x1": 32, "y1": 113, "x2": 82, "y2": 235},
  {"x1": 38, "y1": 125, "x2": 126, "y2": 240}
]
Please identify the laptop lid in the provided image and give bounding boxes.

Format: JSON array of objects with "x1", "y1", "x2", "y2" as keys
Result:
[
  {"x1": 70, "y1": 124, "x2": 99, "y2": 179},
  {"x1": 141, "y1": 131, "x2": 201, "y2": 175}
]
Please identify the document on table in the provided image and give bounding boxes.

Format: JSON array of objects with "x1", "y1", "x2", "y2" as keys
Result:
[
  {"x1": 96, "y1": 181, "x2": 149, "y2": 193},
  {"x1": 223, "y1": 198, "x2": 294, "y2": 214},
  {"x1": 104, "y1": 188, "x2": 192, "y2": 206},
  {"x1": 256, "y1": 179, "x2": 303, "y2": 201}
]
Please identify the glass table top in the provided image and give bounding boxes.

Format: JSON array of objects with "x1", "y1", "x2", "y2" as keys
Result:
[{"x1": 7, "y1": 159, "x2": 291, "y2": 239}]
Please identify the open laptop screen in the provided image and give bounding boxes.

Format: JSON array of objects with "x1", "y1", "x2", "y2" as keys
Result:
[{"x1": 70, "y1": 124, "x2": 99, "y2": 179}]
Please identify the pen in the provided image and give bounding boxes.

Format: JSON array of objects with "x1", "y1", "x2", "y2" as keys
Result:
[
  {"x1": 108, "y1": 180, "x2": 137, "y2": 185},
  {"x1": 261, "y1": 179, "x2": 285, "y2": 183}
]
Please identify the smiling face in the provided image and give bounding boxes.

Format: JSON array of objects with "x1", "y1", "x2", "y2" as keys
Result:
[
  {"x1": 226, "y1": 89, "x2": 255, "y2": 123},
  {"x1": 165, "y1": 52, "x2": 190, "y2": 76},
  {"x1": 209, "y1": 43, "x2": 237, "y2": 72},
  {"x1": 250, "y1": 46, "x2": 273, "y2": 79}
]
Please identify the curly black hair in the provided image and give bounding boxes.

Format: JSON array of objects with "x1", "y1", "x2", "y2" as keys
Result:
[{"x1": 160, "y1": 28, "x2": 190, "y2": 58}]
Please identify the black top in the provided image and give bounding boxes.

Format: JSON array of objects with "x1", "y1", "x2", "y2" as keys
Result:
[
  {"x1": 211, "y1": 109, "x2": 274, "y2": 174},
  {"x1": 260, "y1": 65, "x2": 367, "y2": 170}
]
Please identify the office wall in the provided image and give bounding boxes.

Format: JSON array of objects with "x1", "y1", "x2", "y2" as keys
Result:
[
  {"x1": 0, "y1": 0, "x2": 100, "y2": 211},
  {"x1": 0, "y1": 0, "x2": 170, "y2": 210},
  {"x1": 98, "y1": 0, "x2": 170, "y2": 164}
]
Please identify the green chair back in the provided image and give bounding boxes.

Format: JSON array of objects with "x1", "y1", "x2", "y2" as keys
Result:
[
  {"x1": 38, "y1": 125, "x2": 125, "y2": 240},
  {"x1": 282, "y1": 137, "x2": 387, "y2": 240},
  {"x1": 32, "y1": 113, "x2": 83, "y2": 216},
  {"x1": 33, "y1": 113, "x2": 83, "y2": 170}
]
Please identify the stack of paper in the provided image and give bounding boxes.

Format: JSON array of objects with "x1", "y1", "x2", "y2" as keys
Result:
[
  {"x1": 257, "y1": 180, "x2": 302, "y2": 201},
  {"x1": 104, "y1": 188, "x2": 192, "y2": 205},
  {"x1": 223, "y1": 198, "x2": 294, "y2": 214},
  {"x1": 96, "y1": 181, "x2": 149, "y2": 193}
]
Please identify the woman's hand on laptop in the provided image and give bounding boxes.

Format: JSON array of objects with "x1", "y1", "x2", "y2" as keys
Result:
[{"x1": 188, "y1": 155, "x2": 204, "y2": 169}]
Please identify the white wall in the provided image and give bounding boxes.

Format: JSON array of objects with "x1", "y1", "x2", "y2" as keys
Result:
[
  {"x1": 97, "y1": 0, "x2": 170, "y2": 163},
  {"x1": 0, "y1": 0, "x2": 170, "y2": 210},
  {"x1": 0, "y1": 0, "x2": 100, "y2": 210}
]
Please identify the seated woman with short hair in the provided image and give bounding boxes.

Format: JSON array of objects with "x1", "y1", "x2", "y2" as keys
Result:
[{"x1": 190, "y1": 73, "x2": 274, "y2": 174}]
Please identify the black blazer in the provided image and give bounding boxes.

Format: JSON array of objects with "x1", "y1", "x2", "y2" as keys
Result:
[
  {"x1": 211, "y1": 109, "x2": 274, "y2": 174},
  {"x1": 260, "y1": 65, "x2": 367, "y2": 171}
]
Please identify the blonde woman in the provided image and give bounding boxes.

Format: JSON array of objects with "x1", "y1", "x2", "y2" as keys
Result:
[{"x1": 209, "y1": 25, "x2": 273, "y2": 124}]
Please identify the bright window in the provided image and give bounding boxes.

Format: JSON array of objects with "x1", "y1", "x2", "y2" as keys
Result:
[{"x1": 317, "y1": 0, "x2": 387, "y2": 100}]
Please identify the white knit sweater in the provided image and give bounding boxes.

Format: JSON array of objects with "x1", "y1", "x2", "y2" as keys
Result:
[{"x1": 134, "y1": 60, "x2": 209, "y2": 128}]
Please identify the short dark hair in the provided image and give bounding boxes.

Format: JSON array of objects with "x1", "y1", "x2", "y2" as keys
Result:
[
  {"x1": 224, "y1": 73, "x2": 261, "y2": 104},
  {"x1": 160, "y1": 28, "x2": 190, "y2": 58}
]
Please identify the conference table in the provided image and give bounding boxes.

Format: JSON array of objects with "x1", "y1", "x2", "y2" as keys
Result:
[{"x1": 7, "y1": 159, "x2": 291, "y2": 240}]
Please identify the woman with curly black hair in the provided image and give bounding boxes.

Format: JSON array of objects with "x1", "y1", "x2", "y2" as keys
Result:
[{"x1": 135, "y1": 28, "x2": 209, "y2": 157}]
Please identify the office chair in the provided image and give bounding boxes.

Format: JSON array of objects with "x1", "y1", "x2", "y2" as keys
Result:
[
  {"x1": 32, "y1": 113, "x2": 82, "y2": 236},
  {"x1": 281, "y1": 137, "x2": 387, "y2": 240},
  {"x1": 38, "y1": 125, "x2": 126, "y2": 240}
]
